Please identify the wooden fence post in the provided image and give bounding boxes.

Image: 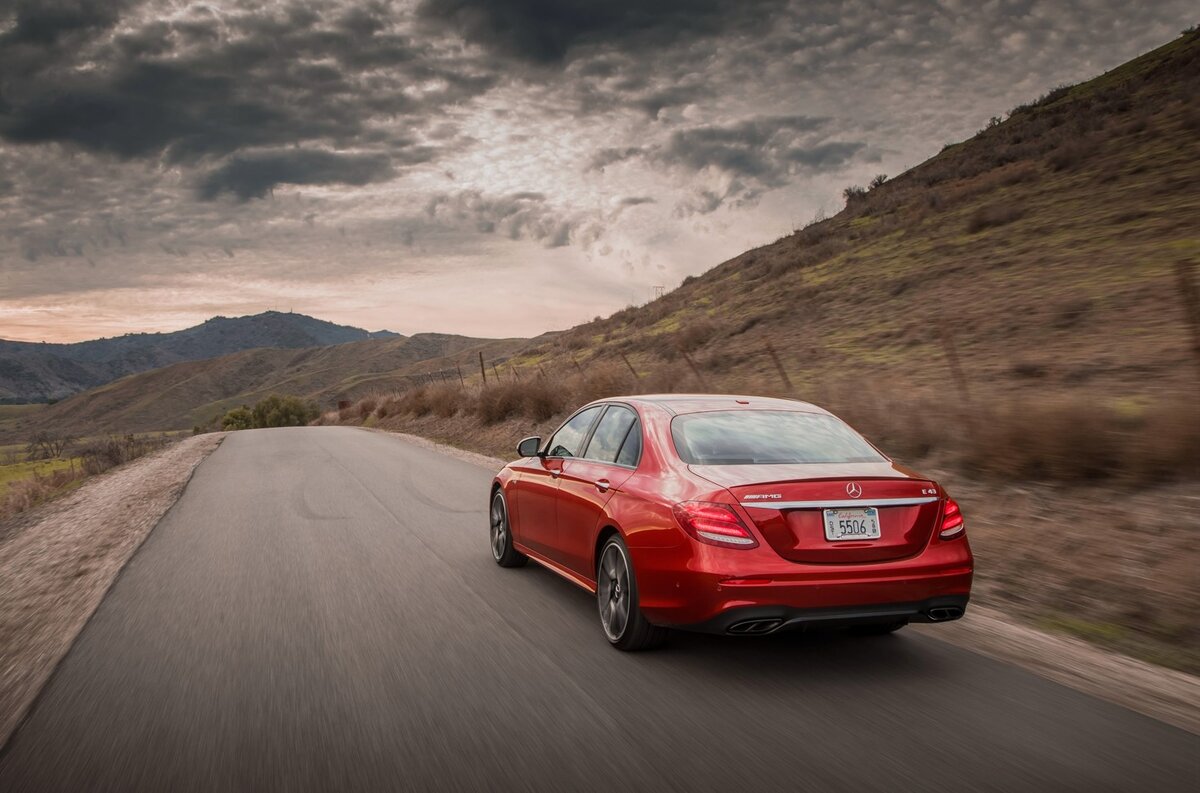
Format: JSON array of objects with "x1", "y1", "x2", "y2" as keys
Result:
[
  {"x1": 456, "y1": 364, "x2": 465, "y2": 387},
  {"x1": 478, "y1": 351, "x2": 487, "y2": 385},
  {"x1": 1176, "y1": 260, "x2": 1200, "y2": 379},
  {"x1": 680, "y1": 350, "x2": 709, "y2": 390},
  {"x1": 618, "y1": 352, "x2": 641, "y2": 381},
  {"x1": 764, "y1": 342, "x2": 792, "y2": 390},
  {"x1": 938, "y1": 325, "x2": 971, "y2": 403}
]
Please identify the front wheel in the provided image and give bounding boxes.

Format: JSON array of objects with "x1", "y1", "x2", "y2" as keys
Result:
[
  {"x1": 596, "y1": 536, "x2": 667, "y2": 651},
  {"x1": 489, "y1": 490, "x2": 527, "y2": 568}
]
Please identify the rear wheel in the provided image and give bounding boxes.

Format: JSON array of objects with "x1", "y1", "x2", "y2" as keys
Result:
[
  {"x1": 849, "y1": 620, "x2": 907, "y2": 636},
  {"x1": 489, "y1": 490, "x2": 527, "y2": 568},
  {"x1": 597, "y1": 536, "x2": 667, "y2": 651}
]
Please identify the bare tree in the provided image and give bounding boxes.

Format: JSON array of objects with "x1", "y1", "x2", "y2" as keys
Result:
[{"x1": 26, "y1": 431, "x2": 73, "y2": 460}]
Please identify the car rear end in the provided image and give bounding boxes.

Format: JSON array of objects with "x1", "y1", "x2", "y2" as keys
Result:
[{"x1": 633, "y1": 401, "x2": 973, "y2": 635}]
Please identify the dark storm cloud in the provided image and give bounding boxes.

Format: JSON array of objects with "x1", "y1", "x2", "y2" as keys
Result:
[
  {"x1": 659, "y1": 115, "x2": 834, "y2": 180},
  {"x1": 196, "y1": 150, "x2": 399, "y2": 201},
  {"x1": 0, "y1": 1, "x2": 494, "y2": 173},
  {"x1": 0, "y1": 0, "x2": 128, "y2": 46},
  {"x1": 416, "y1": 0, "x2": 785, "y2": 64}
]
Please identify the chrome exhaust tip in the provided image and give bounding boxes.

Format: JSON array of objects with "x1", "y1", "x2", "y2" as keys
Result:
[
  {"x1": 728, "y1": 618, "x2": 783, "y2": 635},
  {"x1": 926, "y1": 607, "x2": 964, "y2": 622}
]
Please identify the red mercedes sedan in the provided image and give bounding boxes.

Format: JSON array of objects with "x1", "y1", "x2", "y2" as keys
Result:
[{"x1": 489, "y1": 395, "x2": 973, "y2": 650}]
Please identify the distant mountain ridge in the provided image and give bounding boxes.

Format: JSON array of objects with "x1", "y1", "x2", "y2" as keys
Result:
[
  {"x1": 0, "y1": 311, "x2": 399, "y2": 402},
  {"x1": 0, "y1": 333, "x2": 527, "y2": 440}
]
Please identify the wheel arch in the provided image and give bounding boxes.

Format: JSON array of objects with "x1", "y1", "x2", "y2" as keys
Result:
[{"x1": 593, "y1": 524, "x2": 622, "y2": 576}]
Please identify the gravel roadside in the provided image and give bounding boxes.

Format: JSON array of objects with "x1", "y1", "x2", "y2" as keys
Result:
[{"x1": 0, "y1": 433, "x2": 225, "y2": 748}]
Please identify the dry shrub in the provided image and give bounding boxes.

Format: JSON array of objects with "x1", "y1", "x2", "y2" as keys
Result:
[
  {"x1": 967, "y1": 203, "x2": 1024, "y2": 233},
  {"x1": 961, "y1": 400, "x2": 1121, "y2": 481},
  {"x1": 1047, "y1": 138, "x2": 1097, "y2": 171},
  {"x1": 426, "y1": 382, "x2": 469, "y2": 418},
  {"x1": 572, "y1": 364, "x2": 635, "y2": 405},
  {"x1": 2, "y1": 477, "x2": 56, "y2": 518},
  {"x1": 997, "y1": 161, "x2": 1039, "y2": 186},
  {"x1": 79, "y1": 435, "x2": 165, "y2": 476},
  {"x1": 395, "y1": 385, "x2": 437, "y2": 417},
  {"x1": 373, "y1": 397, "x2": 397, "y2": 419},
  {"x1": 1127, "y1": 399, "x2": 1200, "y2": 482},
  {"x1": 355, "y1": 396, "x2": 378, "y2": 418},
  {"x1": 320, "y1": 410, "x2": 340, "y2": 425},
  {"x1": 477, "y1": 379, "x2": 570, "y2": 423}
]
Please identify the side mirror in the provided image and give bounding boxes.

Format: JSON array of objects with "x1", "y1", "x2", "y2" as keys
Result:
[{"x1": 517, "y1": 436, "x2": 542, "y2": 458}]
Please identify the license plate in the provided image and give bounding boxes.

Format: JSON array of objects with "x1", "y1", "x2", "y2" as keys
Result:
[{"x1": 823, "y1": 507, "x2": 881, "y2": 541}]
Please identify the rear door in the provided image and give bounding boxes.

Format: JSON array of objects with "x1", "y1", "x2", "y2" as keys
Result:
[
  {"x1": 556, "y1": 405, "x2": 641, "y2": 578},
  {"x1": 512, "y1": 405, "x2": 602, "y2": 558}
]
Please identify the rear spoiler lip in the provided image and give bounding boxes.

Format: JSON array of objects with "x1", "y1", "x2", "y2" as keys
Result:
[{"x1": 740, "y1": 496, "x2": 940, "y2": 510}]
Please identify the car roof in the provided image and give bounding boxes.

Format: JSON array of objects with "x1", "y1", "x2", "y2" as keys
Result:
[{"x1": 596, "y1": 394, "x2": 832, "y2": 417}]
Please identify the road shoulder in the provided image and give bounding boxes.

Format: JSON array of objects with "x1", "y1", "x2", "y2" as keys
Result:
[{"x1": 0, "y1": 433, "x2": 226, "y2": 748}]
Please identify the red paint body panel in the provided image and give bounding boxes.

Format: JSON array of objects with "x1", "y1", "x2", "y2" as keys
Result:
[{"x1": 493, "y1": 395, "x2": 974, "y2": 633}]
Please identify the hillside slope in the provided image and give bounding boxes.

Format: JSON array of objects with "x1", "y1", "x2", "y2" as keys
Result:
[
  {"x1": 510, "y1": 30, "x2": 1200, "y2": 401},
  {"x1": 0, "y1": 333, "x2": 525, "y2": 439},
  {"x1": 0, "y1": 311, "x2": 399, "y2": 402}
]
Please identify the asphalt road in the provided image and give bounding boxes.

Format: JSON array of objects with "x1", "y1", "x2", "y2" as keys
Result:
[{"x1": 1, "y1": 427, "x2": 1195, "y2": 792}]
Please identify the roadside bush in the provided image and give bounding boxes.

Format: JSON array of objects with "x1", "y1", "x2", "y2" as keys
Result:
[
  {"x1": 79, "y1": 435, "x2": 166, "y2": 476},
  {"x1": 356, "y1": 397, "x2": 378, "y2": 419},
  {"x1": 221, "y1": 406, "x2": 254, "y2": 430},
  {"x1": 250, "y1": 395, "x2": 320, "y2": 428},
  {"x1": 477, "y1": 379, "x2": 570, "y2": 423}
]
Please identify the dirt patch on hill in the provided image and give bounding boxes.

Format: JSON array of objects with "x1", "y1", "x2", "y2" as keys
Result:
[{"x1": 0, "y1": 433, "x2": 225, "y2": 748}]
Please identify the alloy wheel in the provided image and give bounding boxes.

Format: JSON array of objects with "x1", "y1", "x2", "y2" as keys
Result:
[
  {"x1": 490, "y1": 494, "x2": 507, "y2": 561},
  {"x1": 597, "y1": 543, "x2": 631, "y2": 641}
]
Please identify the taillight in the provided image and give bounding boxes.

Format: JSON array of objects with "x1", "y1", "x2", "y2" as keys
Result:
[
  {"x1": 939, "y1": 498, "x2": 965, "y2": 539},
  {"x1": 673, "y1": 501, "x2": 758, "y2": 548}
]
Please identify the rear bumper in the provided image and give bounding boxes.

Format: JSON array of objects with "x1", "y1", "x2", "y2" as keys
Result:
[
  {"x1": 673, "y1": 595, "x2": 969, "y2": 635},
  {"x1": 632, "y1": 537, "x2": 974, "y2": 632}
]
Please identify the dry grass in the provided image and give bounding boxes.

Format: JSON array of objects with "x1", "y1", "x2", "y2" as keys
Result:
[
  {"x1": 1, "y1": 435, "x2": 170, "y2": 522},
  {"x1": 323, "y1": 367, "x2": 1198, "y2": 487},
  {"x1": 966, "y1": 202, "x2": 1025, "y2": 233}
]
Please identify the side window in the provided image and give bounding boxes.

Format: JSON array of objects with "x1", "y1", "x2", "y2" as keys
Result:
[
  {"x1": 547, "y1": 406, "x2": 602, "y2": 458},
  {"x1": 615, "y1": 419, "x2": 642, "y2": 468},
  {"x1": 582, "y1": 406, "x2": 637, "y2": 463}
]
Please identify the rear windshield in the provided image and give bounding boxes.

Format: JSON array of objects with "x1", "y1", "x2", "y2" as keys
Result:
[{"x1": 671, "y1": 410, "x2": 885, "y2": 465}]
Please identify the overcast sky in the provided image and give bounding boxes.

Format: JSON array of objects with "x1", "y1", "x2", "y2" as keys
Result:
[{"x1": 0, "y1": 0, "x2": 1193, "y2": 342}]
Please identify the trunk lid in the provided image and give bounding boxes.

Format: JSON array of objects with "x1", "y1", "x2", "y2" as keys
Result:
[{"x1": 691, "y1": 464, "x2": 941, "y2": 563}]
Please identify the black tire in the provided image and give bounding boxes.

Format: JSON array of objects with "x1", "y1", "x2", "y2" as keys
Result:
[
  {"x1": 489, "y1": 490, "x2": 527, "y2": 568},
  {"x1": 596, "y1": 536, "x2": 668, "y2": 651},
  {"x1": 849, "y1": 620, "x2": 907, "y2": 636}
]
